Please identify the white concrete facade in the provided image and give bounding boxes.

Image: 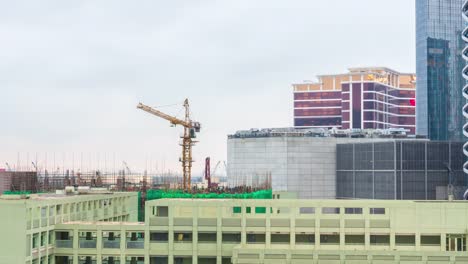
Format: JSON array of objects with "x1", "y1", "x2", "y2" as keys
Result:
[{"x1": 227, "y1": 136, "x2": 389, "y2": 199}]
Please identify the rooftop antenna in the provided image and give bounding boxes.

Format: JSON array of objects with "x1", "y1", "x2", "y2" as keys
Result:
[{"x1": 444, "y1": 162, "x2": 454, "y2": 200}]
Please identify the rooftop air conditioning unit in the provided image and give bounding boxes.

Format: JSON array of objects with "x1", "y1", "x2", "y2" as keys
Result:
[
  {"x1": 64, "y1": 186, "x2": 75, "y2": 194},
  {"x1": 77, "y1": 186, "x2": 90, "y2": 194}
]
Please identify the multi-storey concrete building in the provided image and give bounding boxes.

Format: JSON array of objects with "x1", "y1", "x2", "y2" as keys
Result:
[
  {"x1": 54, "y1": 198, "x2": 468, "y2": 264},
  {"x1": 227, "y1": 128, "x2": 415, "y2": 199},
  {"x1": 337, "y1": 140, "x2": 467, "y2": 200},
  {"x1": 0, "y1": 191, "x2": 138, "y2": 264},
  {"x1": 293, "y1": 67, "x2": 416, "y2": 134}
]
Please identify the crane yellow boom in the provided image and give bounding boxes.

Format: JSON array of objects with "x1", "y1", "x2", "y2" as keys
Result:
[
  {"x1": 137, "y1": 99, "x2": 200, "y2": 191},
  {"x1": 137, "y1": 102, "x2": 192, "y2": 128}
]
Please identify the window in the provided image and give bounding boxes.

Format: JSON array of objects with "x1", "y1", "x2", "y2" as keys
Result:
[
  {"x1": 345, "y1": 208, "x2": 363, "y2": 214},
  {"x1": 255, "y1": 207, "x2": 266, "y2": 214},
  {"x1": 271, "y1": 233, "x2": 290, "y2": 244},
  {"x1": 149, "y1": 256, "x2": 168, "y2": 264},
  {"x1": 345, "y1": 234, "x2": 365, "y2": 245},
  {"x1": 370, "y1": 208, "x2": 385, "y2": 215},
  {"x1": 127, "y1": 232, "x2": 144, "y2": 249},
  {"x1": 247, "y1": 233, "x2": 265, "y2": 244},
  {"x1": 150, "y1": 232, "x2": 168, "y2": 242},
  {"x1": 295, "y1": 234, "x2": 315, "y2": 244},
  {"x1": 55, "y1": 256, "x2": 71, "y2": 264},
  {"x1": 421, "y1": 235, "x2": 440, "y2": 246},
  {"x1": 103, "y1": 232, "x2": 121, "y2": 249},
  {"x1": 246, "y1": 207, "x2": 251, "y2": 214},
  {"x1": 370, "y1": 235, "x2": 390, "y2": 245},
  {"x1": 299, "y1": 207, "x2": 315, "y2": 214},
  {"x1": 48, "y1": 231, "x2": 54, "y2": 245},
  {"x1": 322, "y1": 207, "x2": 340, "y2": 214},
  {"x1": 78, "y1": 256, "x2": 96, "y2": 264},
  {"x1": 232, "y1": 207, "x2": 241, "y2": 214},
  {"x1": 174, "y1": 257, "x2": 192, "y2": 264},
  {"x1": 40, "y1": 232, "x2": 46, "y2": 247},
  {"x1": 155, "y1": 206, "x2": 168, "y2": 217},
  {"x1": 446, "y1": 234, "x2": 466, "y2": 251},
  {"x1": 198, "y1": 232, "x2": 217, "y2": 243},
  {"x1": 320, "y1": 234, "x2": 340, "y2": 244},
  {"x1": 198, "y1": 257, "x2": 216, "y2": 264},
  {"x1": 79, "y1": 232, "x2": 97, "y2": 249},
  {"x1": 395, "y1": 235, "x2": 415, "y2": 246},
  {"x1": 102, "y1": 256, "x2": 121, "y2": 264},
  {"x1": 222, "y1": 233, "x2": 241, "y2": 243},
  {"x1": 174, "y1": 232, "x2": 192, "y2": 242},
  {"x1": 32, "y1": 233, "x2": 39, "y2": 249}
]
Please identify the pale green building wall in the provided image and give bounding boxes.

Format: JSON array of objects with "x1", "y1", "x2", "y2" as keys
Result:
[
  {"x1": 0, "y1": 201, "x2": 27, "y2": 264},
  {"x1": 0, "y1": 192, "x2": 138, "y2": 264},
  {"x1": 53, "y1": 199, "x2": 468, "y2": 264}
]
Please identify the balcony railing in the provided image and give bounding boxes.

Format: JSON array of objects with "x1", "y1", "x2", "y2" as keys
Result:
[
  {"x1": 103, "y1": 240, "x2": 121, "y2": 248},
  {"x1": 125, "y1": 261, "x2": 144, "y2": 264},
  {"x1": 78, "y1": 261, "x2": 97, "y2": 264},
  {"x1": 56, "y1": 240, "x2": 73, "y2": 248},
  {"x1": 126, "y1": 241, "x2": 144, "y2": 249},
  {"x1": 103, "y1": 261, "x2": 120, "y2": 264},
  {"x1": 79, "y1": 239, "x2": 97, "y2": 248}
]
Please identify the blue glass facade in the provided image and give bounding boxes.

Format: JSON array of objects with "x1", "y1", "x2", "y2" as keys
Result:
[{"x1": 416, "y1": 0, "x2": 465, "y2": 140}]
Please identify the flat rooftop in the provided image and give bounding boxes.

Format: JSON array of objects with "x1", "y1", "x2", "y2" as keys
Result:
[
  {"x1": 0, "y1": 191, "x2": 135, "y2": 201},
  {"x1": 60, "y1": 221, "x2": 144, "y2": 226},
  {"x1": 228, "y1": 127, "x2": 424, "y2": 139}
]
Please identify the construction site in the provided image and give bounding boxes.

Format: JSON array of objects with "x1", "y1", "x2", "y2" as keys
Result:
[{"x1": 0, "y1": 99, "x2": 272, "y2": 214}]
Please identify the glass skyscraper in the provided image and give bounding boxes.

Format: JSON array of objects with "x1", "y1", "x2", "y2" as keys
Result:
[{"x1": 416, "y1": 0, "x2": 465, "y2": 140}]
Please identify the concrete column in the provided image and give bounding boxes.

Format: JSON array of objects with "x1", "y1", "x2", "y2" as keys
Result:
[
  {"x1": 168, "y1": 202, "x2": 174, "y2": 264},
  {"x1": 193, "y1": 206, "x2": 198, "y2": 264},
  {"x1": 144, "y1": 220, "x2": 150, "y2": 264},
  {"x1": 96, "y1": 226, "x2": 102, "y2": 264},
  {"x1": 73, "y1": 228, "x2": 79, "y2": 264},
  {"x1": 216, "y1": 204, "x2": 222, "y2": 264},
  {"x1": 121, "y1": 226, "x2": 126, "y2": 264}
]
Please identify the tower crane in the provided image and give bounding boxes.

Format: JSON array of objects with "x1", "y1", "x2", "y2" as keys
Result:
[{"x1": 137, "y1": 99, "x2": 200, "y2": 191}]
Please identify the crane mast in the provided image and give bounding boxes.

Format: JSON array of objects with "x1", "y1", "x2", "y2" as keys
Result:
[{"x1": 137, "y1": 99, "x2": 200, "y2": 191}]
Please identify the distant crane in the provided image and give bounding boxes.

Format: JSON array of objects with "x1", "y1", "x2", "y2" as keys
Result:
[
  {"x1": 5, "y1": 162, "x2": 11, "y2": 171},
  {"x1": 137, "y1": 99, "x2": 201, "y2": 191},
  {"x1": 122, "y1": 161, "x2": 131, "y2": 175},
  {"x1": 204, "y1": 158, "x2": 225, "y2": 189},
  {"x1": 31, "y1": 162, "x2": 37, "y2": 171}
]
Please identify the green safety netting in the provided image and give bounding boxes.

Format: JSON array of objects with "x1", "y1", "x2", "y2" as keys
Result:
[
  {"x1": 145, "y1": 189, "x2": 272, "y2": 200},
  {"x1": 2, "y1": 191, "x2": 32, "y2": 195},
  {"x1": 137, "y1": 191, "x2": 142, "y2": 221}
]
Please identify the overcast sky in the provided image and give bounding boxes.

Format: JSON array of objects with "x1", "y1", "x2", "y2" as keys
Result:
[{"x1": 0, "y1": 0, "x2": 415, "y2": 175}]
